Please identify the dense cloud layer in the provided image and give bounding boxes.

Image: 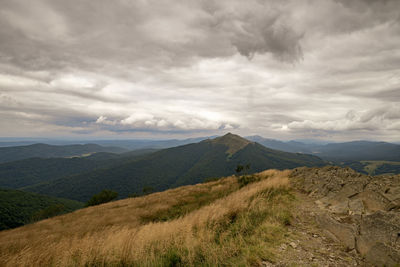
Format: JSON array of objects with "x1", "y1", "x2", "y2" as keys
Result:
[{"x1": 0, "y1": 0, "x2": 399, "y2": 141}]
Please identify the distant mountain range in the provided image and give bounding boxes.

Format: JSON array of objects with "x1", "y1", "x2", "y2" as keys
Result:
[
  {"x1": 2, "y1": 136, "x2": 399, "y2": 162},
  {"x1": 0, "y1": 136, "x2": 214, "y2": 150},
  {"x1": 1, "y1": 133, "x2": 399, "y2": 203},
  {"x1": 84, "y1": 136, "x2": 216, "y2": 150},
  {"x1": 1, "y1": 133, "x2": 399, "y2": 232},
  {"x1": 246, "y1": 136, "x2": 400, "y2": 161},
  {"x1": 246, "y1": 136, "x2": 314, "y2": 153},
  {"x1": 0, "y1": 143, "x2": 128, "y2": 163},
  {"x1": 23, "y1": 133, "x2": 325, "y2": 201},
  {"x1": 311, "y1": 141, "x2": 400, "y2": 161}
]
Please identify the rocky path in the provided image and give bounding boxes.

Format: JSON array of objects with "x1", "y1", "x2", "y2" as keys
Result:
[
  {"x1": 262, "y1": 192, "x2": 365, "y2": 267},
  {"x1": 263, "y1": 166, "x2": 400, "y2": 267}
]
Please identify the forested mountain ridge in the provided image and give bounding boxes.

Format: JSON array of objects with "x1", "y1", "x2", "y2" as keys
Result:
[
  {"x1": 26, "y1": 133, "x2": 325, "y2": 201},
  {"x1": 0, "y1": 149, "x2": 157, "y2": 189},
  {"x1": 0, "y1": 143, "x2": 128, "y2": 163}
]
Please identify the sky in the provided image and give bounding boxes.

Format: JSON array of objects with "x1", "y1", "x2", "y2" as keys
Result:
[{"x1": 0, "y1": 0, "x2": 399, "y2": 141}]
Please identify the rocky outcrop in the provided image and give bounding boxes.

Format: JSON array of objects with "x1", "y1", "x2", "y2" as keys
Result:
[
  {"x1": 291, "y1": 166, "x2": 400, "y2": 266},
  {"x1": 357, "y1": 211, "x2": 400, "y2": 266},
  {"x1": 315, "y1": 213, "x2": 356, "y2": 250}
]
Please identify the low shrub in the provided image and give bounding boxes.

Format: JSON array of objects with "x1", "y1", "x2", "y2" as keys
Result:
[{"x1": 86, "y1": 190, "x2": 118, "y2": 207}]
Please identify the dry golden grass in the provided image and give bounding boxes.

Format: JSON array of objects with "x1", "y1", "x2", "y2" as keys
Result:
[{"x1": 0, "y1": 169, "x2": 293, "y2": 267}]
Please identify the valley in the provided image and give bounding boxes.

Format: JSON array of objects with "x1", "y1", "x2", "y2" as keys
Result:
[{"x1": 0, "y1": 134, "x2": 399, "y2": 266}]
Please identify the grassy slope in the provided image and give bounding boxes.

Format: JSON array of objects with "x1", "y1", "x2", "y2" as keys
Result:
[
  {"x1": 0, "y1": 189, "x2": 84, "y2": 230},
  {"x1": 0, "y1": 170, "x2": 294, "y2": 266},
  {"x1": 26, "y1": 134, "x2": 324, "y2": 202}
]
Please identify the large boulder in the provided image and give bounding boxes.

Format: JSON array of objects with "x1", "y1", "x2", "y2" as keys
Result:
[
  {"x1": 315, "y1": 213, "x2": 356, "y2": 250},
  {"x1": 357, "y1": 211, "x2": 400, "y2": 266}
]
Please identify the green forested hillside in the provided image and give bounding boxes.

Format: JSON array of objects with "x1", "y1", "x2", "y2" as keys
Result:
[
  {"x1": 0, "y1": 156, "x2": 116, "y2": 189},
  {"x1": 26, "y1": 134, "x2": 325, "y2": 201},
  {"x1": 337, "y1": 160, "x2": 400, "y2": 175},
  {"x1": 0, "y1": 189, "x2": 83, "y2": 230},
  {"x1": 0, "y1": 150, "x2": 157, "y2": 189},
  {"x1": 0, "y1": 143, "x2": 128, "y2": 164}
]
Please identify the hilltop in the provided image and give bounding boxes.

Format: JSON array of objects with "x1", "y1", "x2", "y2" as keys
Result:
[
  {"x1": 211, "y1": 132, "x2": 252, "y2": 154},
  {"x1": 2, "y1": 167, "x2": 398, "y2": 266},
  {"x1": 25, "y1": 133, "x2": 325, "y2": 201}
]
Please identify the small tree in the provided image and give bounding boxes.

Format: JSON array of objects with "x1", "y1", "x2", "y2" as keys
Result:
[
  {"x1": 244, "y1": 163, "x2": 251, "y2": 174},
  {"x1": 235, "y1": 163, "x2": 251, "y2": 176},
  {"x1": 236, "y1": 163, "x2": 255, "y2": 187},
  {"x1": 235, "y1": 164, "x2": 244, "y2": 176},
  {"x1": 142, "y1": 186, "x2": 154, "y2": 195},
  {"x1": 86, "y1": 190, "x2": 118, "y2": 207}
]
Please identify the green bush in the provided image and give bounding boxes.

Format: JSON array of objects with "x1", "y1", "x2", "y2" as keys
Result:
[
  {"x1": 162, "y1": 248, "x2": 183, "y2": 267},
  {"x1": 142, "y1": 186, "x2": 154, "y2": 195},
  {"x1": 129, "y1": 192, "x2": 140, "y2": 198},
  {"x1": 235, "y1": 163, "x2": 251, "y2": 177},
  {"x1": 237, "y1": 175, "x2": 259, "y2": 188},
  {"x1": 31, "y1": 204, "x2": 66, "y2": 222},
  {"x1": 86, "y1": 190, "x2": 118, "y2": 207}
]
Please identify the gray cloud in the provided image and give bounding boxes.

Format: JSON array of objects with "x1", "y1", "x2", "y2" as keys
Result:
[
  {"x1": 287, "y1": 105, "x2": 400, "y2": 132},
  {"x1": 0, "y1": 0, "x2": 399, "y2": 141},
  {"x1": 0, "y1": 0, "x2": 305, "y2": 71}
]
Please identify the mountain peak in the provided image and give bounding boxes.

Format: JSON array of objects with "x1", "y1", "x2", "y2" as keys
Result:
[{"x1": 211, "y1": 133, "x2": 252, "y2": 155}]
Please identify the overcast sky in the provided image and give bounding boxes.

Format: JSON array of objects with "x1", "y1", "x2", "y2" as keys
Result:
[{"x1": 0, "y1": 0, "x2": 399, "y2": 141}]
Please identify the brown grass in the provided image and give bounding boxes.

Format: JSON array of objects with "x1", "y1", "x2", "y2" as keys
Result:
[{"x1": 0, "y1": 169, "x2": 293, "y2": 267}]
